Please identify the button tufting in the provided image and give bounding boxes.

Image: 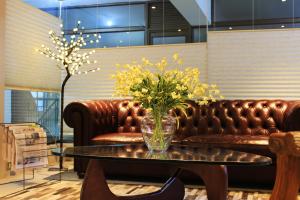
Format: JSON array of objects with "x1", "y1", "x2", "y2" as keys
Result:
[
  {"x1": 262, "y1": 104, "x2": 268, "y2": 108},
  {"x1": 276, "y1": 103, "x2": 283, "y2": 108},
  {"x1": 241, "y1": 110, "x2": 247, "y2": 117},
  {"x1": 235, "y1": 103, "x2": 241, "y2": 108},
  {"x1": 255, "y1": 111, "x2": 261, "y2": 117}
]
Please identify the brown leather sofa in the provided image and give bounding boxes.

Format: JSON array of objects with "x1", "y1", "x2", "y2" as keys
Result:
[{"x1": 64, "y1": 99, "x2": 300, "y2": 185}]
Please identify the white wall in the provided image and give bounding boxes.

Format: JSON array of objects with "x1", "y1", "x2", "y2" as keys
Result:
[
  {"x1": 208, "y1": 29, "x2": 300, "y2": 99},
  {"x1": 0, "y1": 1, "x2": 5, "y2": 122},
  {"x1": 4, "y1": 0, "x2": 61, "y2": 91},
  {"x1": 65, "y1": 28, "x2": 300, "y2": 104},
  {"x1": 64, "y1": 43, "x2": 208, "y2": 105}
]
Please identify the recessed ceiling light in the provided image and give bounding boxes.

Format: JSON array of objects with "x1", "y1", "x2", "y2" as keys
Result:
[
  {"x1": 281, "y1": 25, "x2": 285, "y2": 28},
  {"x1": 151, "y1": 6, "x2": 157, "y2": 9},
  {"x1": 282, "y1": 0, "x2": 287, "y2": 2},
  {"x1": 177, "y1": 29, "x2": 182, "y2": 32},
  {"x1": 107, "y1": 20, "x2": 113, "y2": 26},
  {"x1": 229, "y1": 27, "x2": 233, "y2": 30}
]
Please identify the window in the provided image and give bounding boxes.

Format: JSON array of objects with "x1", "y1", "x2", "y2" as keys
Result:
[
  {"x1": 60, "y1": 4, "x2": 146, "y2": 48},
  {"x1": 213, "y1": 0, "x2": 300, "y2": 30},
  {"x1": 4, "y1": 90, "x2": 60, "y2": 138},
  {"x1": 152, "y1": 36, "x2": 186, "y2": 45},
  {"x1": 65, "y1": 31, "x2": 145, "y2": 48},
  {"x1": 62, "y1": 4, "x2": 145, "y2": 30}
]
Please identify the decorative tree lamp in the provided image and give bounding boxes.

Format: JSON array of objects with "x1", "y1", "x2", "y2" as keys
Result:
[{"x1": 37, "y1": 21, "x2": 101, "y2": 169}]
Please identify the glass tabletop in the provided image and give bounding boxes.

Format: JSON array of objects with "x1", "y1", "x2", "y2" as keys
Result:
[{"x1": 52, "y1": 144, "x2": 272, "y2": 166}]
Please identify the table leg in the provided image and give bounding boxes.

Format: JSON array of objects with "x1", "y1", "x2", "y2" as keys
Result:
[
  {"x1": 80, "y1": 159, "x2": 185, "y2": 200},
  {"x1": 183, "y1": 165, "x2": 228, "y2": 200},
  {"x1": 270, "y1": 155, "x2": 300, "y2": 200}
]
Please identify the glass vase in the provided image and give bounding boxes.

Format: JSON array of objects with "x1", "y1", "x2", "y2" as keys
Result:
[{"x1": 141, "y1": 111, "x2": 176, "y2": 153}]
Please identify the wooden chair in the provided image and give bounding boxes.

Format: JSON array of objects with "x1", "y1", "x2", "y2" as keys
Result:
[{"x1": 269, "y1": 132, "x2": 300, "y2": 200}]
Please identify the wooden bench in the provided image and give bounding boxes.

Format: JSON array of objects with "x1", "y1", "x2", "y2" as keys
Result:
[{"x1": 269, "y1": 132, "x2": 300, "y2": 200}]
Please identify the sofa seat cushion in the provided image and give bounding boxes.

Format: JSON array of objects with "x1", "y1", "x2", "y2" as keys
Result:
[{"x1": 91, "y1": 132, "x2": 144, "y2": 144}]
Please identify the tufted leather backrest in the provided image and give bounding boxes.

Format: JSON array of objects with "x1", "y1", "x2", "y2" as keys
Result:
[
  {"x1": 117, "y1": 100, "x2": 146, "y2": 133},
  {"x1": 175, "y1": 100, "x2": 290, "y2": 140},
  {"x1": 115, "y1": 99, "x2": 298, "y2": 140}
]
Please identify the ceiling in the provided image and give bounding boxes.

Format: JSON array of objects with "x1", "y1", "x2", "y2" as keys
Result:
[{"x1": 23, "y1": 0, "x2": 150, "y2": 9}]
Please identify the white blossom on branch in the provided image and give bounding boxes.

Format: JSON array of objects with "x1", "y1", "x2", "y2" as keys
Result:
[{"x1": 37, "y1": 21, "x2": 101, "y2": 76}]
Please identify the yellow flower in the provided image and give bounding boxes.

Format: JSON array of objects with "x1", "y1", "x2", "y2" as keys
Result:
[
  {"x1": 173, "y1": 53, "x2": 179, "y2": 61},
  {"x1": 188, "y1": 93, "x2": 194, "y2": 99},
  {"x1": 171, "y1": 92, "x2": 177, "y2": 99},
  {"x1": 147, "y1": 96, "x2": 152, "y2": 102},
  {"x1": 111, "y1": 54, "x2": 223, "y2": 108},
  {"x1": 133, "y1": 91, "x2": 142, "y2": 97}
]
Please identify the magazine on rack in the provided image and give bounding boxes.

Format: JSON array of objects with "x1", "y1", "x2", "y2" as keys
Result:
[{"x1": 5, "y1": 124, "x2": 48, "y2": 169}]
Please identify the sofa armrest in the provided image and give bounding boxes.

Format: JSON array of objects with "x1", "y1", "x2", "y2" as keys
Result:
[
  {"x1": 63, "y1": 100, "x2": 119, "y2": 146},
  {"x1": 269, "y1": 132, "x2": 300, "y2": 156},
  {"x1": 284, "y1": 101, "x2": 300, "y2": 131}
]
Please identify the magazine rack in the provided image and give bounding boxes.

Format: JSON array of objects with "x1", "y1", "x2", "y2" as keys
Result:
[{"x1": 0, "y1": 122, "x2": 57, "y2": 194}]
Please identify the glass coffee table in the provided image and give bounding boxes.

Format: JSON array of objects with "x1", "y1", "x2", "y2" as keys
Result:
[{"x1": 52, "y1": 144, "x2": 272, "y2": 200}]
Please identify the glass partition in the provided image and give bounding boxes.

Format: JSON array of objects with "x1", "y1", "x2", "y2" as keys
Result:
[
  {"x1": 62, "y1": 4, "x2": 146, "y2": 30},
  {"x1": 212, "y1": 0, "x2": 299, "y2": 30}
]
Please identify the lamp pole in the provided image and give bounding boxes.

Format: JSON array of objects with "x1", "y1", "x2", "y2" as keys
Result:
[{"x1": 59, "y1": 69, "x2": 70, "y2": 169}]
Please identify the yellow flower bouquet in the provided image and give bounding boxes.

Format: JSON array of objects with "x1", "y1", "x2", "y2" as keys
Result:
[{"x1": 112, "y1": 54, "x2": 223, "y2": 152}]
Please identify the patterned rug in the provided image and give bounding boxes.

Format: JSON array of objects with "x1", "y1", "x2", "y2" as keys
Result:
[{"x1": 3, "y1": 179, "x2": 299, "y2": 200}]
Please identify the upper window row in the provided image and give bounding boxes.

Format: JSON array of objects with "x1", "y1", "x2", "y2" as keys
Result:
[{"x1": 61, "y1": 5, "x2": 145, "y2": 30}]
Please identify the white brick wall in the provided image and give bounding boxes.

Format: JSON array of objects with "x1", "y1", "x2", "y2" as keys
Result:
[{"x1": 208, "y1": 29, "x2": 300, "y2": 99}]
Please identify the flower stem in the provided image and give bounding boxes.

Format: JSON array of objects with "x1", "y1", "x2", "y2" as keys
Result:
[{"x1": 152, "y1": 111, "x2": 165, "y2": 150}]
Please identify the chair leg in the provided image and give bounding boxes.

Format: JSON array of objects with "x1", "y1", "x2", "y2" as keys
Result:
[{"x1": 270, "y1": 155, "x2": 300, "y2": 200}]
